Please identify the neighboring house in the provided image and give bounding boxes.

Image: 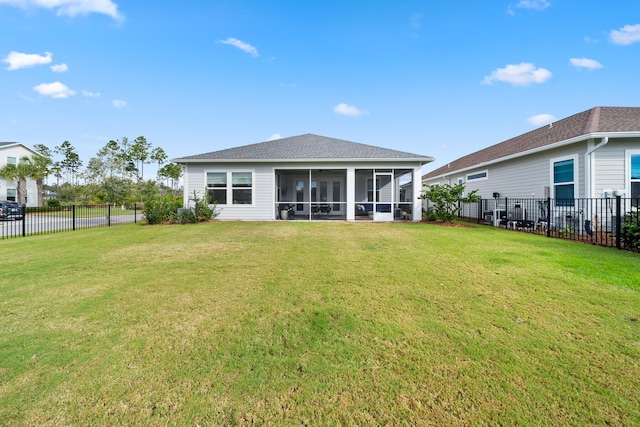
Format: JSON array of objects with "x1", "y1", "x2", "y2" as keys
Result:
[
  {"x1": 423, "y1": 106, "x2": 640, "y2": 203},
  {"x1": 174, "y1": 134, "x2": 433, "y2": 221},
  {"x1": 0, "y1": 142, "x2": 40, "y2": 207}
]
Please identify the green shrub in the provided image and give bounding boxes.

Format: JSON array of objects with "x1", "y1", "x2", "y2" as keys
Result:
[
  {"x1": 45, "y1": 198, "x2": 61, "y2": 209},
  {"x1": 419, "y1": 183, "x2": 480, "y2": 223},
  {"x1": 142, "y1": 193, "x2": 182, "y2": 224},
  {"x1": 621, "y1": 210, "x2": 640, "y2": 252}
]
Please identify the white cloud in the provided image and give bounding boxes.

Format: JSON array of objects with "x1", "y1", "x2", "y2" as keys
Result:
[
  {"x1": 516, "y1": 0, "x2": 550, "y2": 11},
  {"x1": 112, "y1": 99, "x2": 127, "y2": 108},
  {"x1": 0, "y1": 0, "x2": 123, "y2": 20},
  {"x1": 569, "y1": 57, "x2": 603, "y2": 70},
  {"x1": 267, "y1": 133, "x2": 282, "y2": 141},
  {"x1": 33, "y1": 81, "x2": 75, "y2": 98},
  {"x1": 51, "y1": 63, "x2": 68, "y2": 72},
  {"x1": 82, "y1": 90, "x2": 100, "y2": 97},
  {"x1": 333, "y1": 103, "x2": 367, "y2": 117},
  {"x1": 219, "y1": 37, "x2": 259, "y2": 57},
  {"x1": 410, "y1": 13, "x2": 422, "y2": 30},
  {"x1": 609, "y1": 24, "x2": 640, "y2": 46},
  {"x1": 482, "y1": 62, "x2": 552, "y2": 86},
  {"x1": 2, "y1": 51, "x2": 52, "y2": 70},
  {"x1": 527, "y1": 113, "x2": 557, "y2": 126}
]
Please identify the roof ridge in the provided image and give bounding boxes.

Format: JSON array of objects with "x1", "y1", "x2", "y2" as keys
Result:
[{"x1": 585, "y1": 106, "x2": 601, "y2": 133}]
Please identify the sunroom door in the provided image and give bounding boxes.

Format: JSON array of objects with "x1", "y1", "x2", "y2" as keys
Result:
[{"x1": 374, "y1": 172, "x2": 393, "y2": 221}]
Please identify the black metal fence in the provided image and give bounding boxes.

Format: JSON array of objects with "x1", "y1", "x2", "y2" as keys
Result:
[
  {"x1": 0, "y1": 204, "x2": 142, "y2": 240},
  {"x1": 445, "y1": 196, "x2": 639, "y2": 250}
]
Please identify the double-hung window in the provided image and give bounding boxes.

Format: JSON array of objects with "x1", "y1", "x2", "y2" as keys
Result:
[
  {"x1": 207, "y1": 171, "x2": 253, "y2": 205},
  {"x1": 552, "y1": 157, "x2": 576, "y2": 206}
]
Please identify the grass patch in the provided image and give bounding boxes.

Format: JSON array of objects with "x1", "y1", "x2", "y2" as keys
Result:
[{"x1": 1, "y1": 222, "x2": 639, "y2": 425}]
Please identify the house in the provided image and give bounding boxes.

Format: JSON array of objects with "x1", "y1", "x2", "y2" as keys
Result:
[
  {"x1": 174, "y1": 134, "x2": 433, "y2": 221},
  {"x1": 422, "y1": 106, "x2": 640, "y2": 230},
  {"x1": 0, "y1": 142, "x2": 41, "y2": 207}
]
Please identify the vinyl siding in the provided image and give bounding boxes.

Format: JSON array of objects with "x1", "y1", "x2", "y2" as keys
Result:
[
  {"x1": 0, "y1": 145, "x2": 39, "y2": 206},
  {"x1": 593, "y1": 138, "x2": 640, "y2": 197},
  {"x1": 424, "y1": 143, "x2": 589, "y2": 199}
]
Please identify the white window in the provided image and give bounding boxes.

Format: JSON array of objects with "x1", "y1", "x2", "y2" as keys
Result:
[
  {"x1": 7, "y1": 156, "x2": 16, "y2": 166},
  {"x1": 206, "y1": 171, "x2": 253, "y2": 205},
  {"x1": 7, "y1": 188, "x2": 16, "y2": 202},
  {"x1": 467, "y1": 170, "x2": 488, "y2": 181},
  {"x1": 628, "y1": 150, "x2": 640, "y2": 207},
  {"x1": 551, "y1": 155, "x2": 578, "y2": 206}
]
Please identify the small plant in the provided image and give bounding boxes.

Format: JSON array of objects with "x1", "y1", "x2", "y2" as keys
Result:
[
  {"x1": 621, "y1": 209, "x2": 640, "y2": 252},
  {"x1": 419, "y1": 183, "x2": 480, "y2": 223},
  {"x1": 191, "y1": 190, "x2": 219, "y2": 222}
]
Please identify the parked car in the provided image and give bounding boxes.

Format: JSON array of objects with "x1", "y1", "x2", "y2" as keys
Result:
[{"x1": 0, "y1": 200, "x2": 23, "y2": 220}]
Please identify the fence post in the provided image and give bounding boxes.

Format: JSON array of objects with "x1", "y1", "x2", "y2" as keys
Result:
[
  {"x1": 72, "y1": 205, "x2": 76, "y2": 231},
  {"x1": 615, "y1": 196, "x2": 622, "y2": 249},
  {"x1": 107, "y1": 204, "x2": 111, "y2": 227},
  {"x1": 22, "y1": 205, "x2": 26, "y2": 237},
  {"x1": 504, "y1": 197, "x2": 508, "y2": 228},
  {"x1": 546, "y1": 197, "x2": 551, "y2": 238},
  {"x1": 134, "y1": 203, "x2": 137, "y2": 224}
]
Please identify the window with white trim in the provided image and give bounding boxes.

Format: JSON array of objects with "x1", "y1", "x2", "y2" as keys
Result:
[
  {"x1": 207, "y1": 171, "x2": 253, "y2": 205},
  {"x1": 7, "y1": 156, "x2": 16, "y2": 166},
  {"x1": 467, "y1": 170, "x2": 488, "y2": 181},
  {"x1": 7, "y1": 188, "x2": 16, "y2": 202},
  {"x1": 552, "y1": 157, "x2": 576, "y2": 206},
  {"x1": 630, "y1": 151, "x2": 640, "y2": 207}
]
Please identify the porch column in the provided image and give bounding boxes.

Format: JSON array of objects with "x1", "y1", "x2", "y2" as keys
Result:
[
  {"x1": 346, "y1": 167, "x2": 355, "y2": 221},
  {"x1": 412, "y1": 165, "x2": 423, "y2": 222}
]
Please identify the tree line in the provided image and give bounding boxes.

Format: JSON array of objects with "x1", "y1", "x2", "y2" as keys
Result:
[{"x1": 0, "y1": 137, "x2": 183, "y2": 207}]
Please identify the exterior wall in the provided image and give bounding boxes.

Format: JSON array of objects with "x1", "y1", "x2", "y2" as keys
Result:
[
  {"x1": 182, "y1": 160, "x2": 425, "y2": 221},
  {"x1": 592, "y1": 138, "x2": 640, "y2": 197},
  {"x1": 184, "y1": 162, "x2": 274, "y2": 221},
  {"x1": 424, "y1": 141, "x2": 590, "y2": 200},
  {"x1": 0, "y1": 144, "x2": 39, "y2": 207}
]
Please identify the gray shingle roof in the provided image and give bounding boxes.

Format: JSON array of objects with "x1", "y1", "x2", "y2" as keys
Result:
[
  {"x1": 174, "y1": 134, "x2": 433, "y2": 163},
  {"x1": 423, "y1": 106, "x2": 640, "y2": 180}
]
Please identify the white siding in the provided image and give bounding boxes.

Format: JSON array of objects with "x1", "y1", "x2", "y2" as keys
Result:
[
  {"x1": 0, "y1": 144, "x2": 40, "y2": 207},
  {"x1": 593, "y1": 138, "x2": 640, "y2": 197},
  {"x1": 424, "y1": 142, "x2": 589, "y2": 199}
]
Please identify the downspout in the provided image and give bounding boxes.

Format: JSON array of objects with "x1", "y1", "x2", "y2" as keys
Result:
[{"x1": 584, "y1": 137, "x2": 608, "y2": 198}]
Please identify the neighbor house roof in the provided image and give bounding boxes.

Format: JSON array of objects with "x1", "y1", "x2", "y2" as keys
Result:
[
  {"x1": 0, "y1": 142, "x2": 42, "y2": 156},
  {"x1": 423, "y1": 106, "x2": 640, "y2": 180},
  {"x1": 174, "y1": 133, "x2": 434, "y2": 164}
]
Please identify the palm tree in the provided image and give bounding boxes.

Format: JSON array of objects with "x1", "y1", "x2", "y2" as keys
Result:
[
  {"x1": 0, "y1": 157, "x2": 33, "y2": 206},
  {"x1": 22, "y1": 155, "x2": 51, "y2": 207}
]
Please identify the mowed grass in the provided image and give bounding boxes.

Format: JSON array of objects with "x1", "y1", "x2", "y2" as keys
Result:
[{"x1": 1, "y1": 222, "x2": 639, "y2": 426}]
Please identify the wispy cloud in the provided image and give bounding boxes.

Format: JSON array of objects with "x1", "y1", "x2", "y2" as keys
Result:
[
  {"x1": 267, "y1": 133, "x2": 282, "y2": 141},
  {"x1": 112, "y1": 99, "x2": 127, "y2": 108},
  {"x1": 219, "y1": 37, "x2": 259, "y2": 57},
  {"x1": 569, "y1": 57, "x2": 603, "y2": 70},
  {"x1": 0, "y1": 0, "x2": 123, "y2": 20},
  {"x1": 333, "y1": 103, "x2": 367, "y2": 117},
  {"x1": 409, "y1": 13, "x2": 422, "y2": 30},
  {"x1": 482, "y1": 62, "x2": 552, "y2": 86},
  {"x1": 82, "y1": 90, "x2": 100, "y2": 97},
  {"x1": 527, "y1": 113, "x2": 557, "y2": 126},
  {"x1": 51, "y1": 63, "x2": 68, "y2": 72},
  {"x1": 2, "y1": 51, "x2": 52, "y2": 70},
  {"x1": 609, "y1": 24, "x2": 640, "y2": 46},
  {"x1": 33, "y1": 81, "x2": 75, "y2": 98},
  {"x1": 508, "y1": 0, "x2": 550, "y2": 15}
]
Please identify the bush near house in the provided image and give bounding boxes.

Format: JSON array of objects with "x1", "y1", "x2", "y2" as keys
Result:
[{"x1": 419, "y1": 182, "x2": 480, "y2": 222}]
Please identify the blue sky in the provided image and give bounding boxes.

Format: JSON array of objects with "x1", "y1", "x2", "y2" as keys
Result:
[{"x1": 1, "y1": 0, "x2": 639, "y2": 177}]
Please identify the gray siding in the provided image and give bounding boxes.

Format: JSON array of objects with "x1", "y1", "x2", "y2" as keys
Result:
[{"x1": 593, "y1": 138, "x2": 640, "y2": 197}]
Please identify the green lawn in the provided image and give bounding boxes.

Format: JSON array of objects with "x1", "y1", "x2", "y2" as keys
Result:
[{"x1": 1, "y1": 222, "x2": 639, "y2": 426}]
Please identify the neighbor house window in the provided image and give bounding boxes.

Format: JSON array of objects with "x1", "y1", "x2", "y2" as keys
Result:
[
  {"x1": 630, "y1": 152, "x2": 640, "y2": 207},
  {"x1": 7, "y1": 188, "x2": 16, "y2": 202},
  {"x1": 206, "y1": 171, "x2": 253, "y2": 205},
  {"x1": 7, "y1": 156, "x2": 16, "y2": 166},
  {"x1": 466, "y1": 170, "x2": 488, "y2": 181},
  {"x1": 552, "y1": 157, "x2": 576, "y2": 206}
]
